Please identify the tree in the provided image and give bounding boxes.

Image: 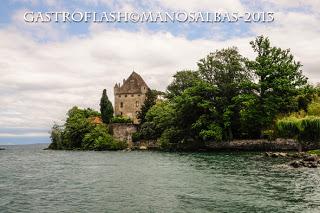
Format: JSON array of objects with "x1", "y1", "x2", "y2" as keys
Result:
[
  {"x1": 63, "y1": 106, "x2": 96, "y2": 149},
  {"x1": 137, "y1": 89, "x2": 158, "y2": 124},
  {"x1": 247, "y1": 35, "x2": 308, "y2": 133},
  {"x1": 48, "y1": 106, "x2": 126, "y2": 151},
  {"x1": 166, "y1": 70, "x2": 200, "y2": 98},
  {"x1": 48, "y1": 123, "x2": 64, "y2": 149},
  {"x1": 197, "y1": 47, "x2": 251, "y2": 140},
  {"x1": 100, "y1": 89, "x2": 113, "y2": 123},
  {"x1": 139, "y1": 101, "x2": 176, "y2": 140}
]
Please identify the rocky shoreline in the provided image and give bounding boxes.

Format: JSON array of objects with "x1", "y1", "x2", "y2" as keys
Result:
[{"x1": 265, "y1": 152, "x2": 320, "y2": 168}]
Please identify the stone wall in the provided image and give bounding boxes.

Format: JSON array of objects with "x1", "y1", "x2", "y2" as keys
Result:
[
  {"x1": 206, "y1": 139, "x2": 300, "y2": 151},
  {"x1": 114, "y1": 92, "x2": 146, "y2": 124},
  {"x1": 109, "y1": 123, "x2": 137, "y2": 147}
]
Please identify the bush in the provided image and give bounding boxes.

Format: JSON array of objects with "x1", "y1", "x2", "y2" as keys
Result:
[
  {"x1": 276, "y1": 116, "x2": 320, "y2": 145},
  {"x1": 111, "y1": 115, "x2": 132, "y2": 124},
  {"x1": 82, "y1": 125, "x2": 127, "y2": 150},
  {"x1": 307, "y1": 150, "x2": 320, "y2": 156},
  {"x1": 261, "y1": 129, "x2": 275, "y2": 141},
  {"x1": 308, "y1": 101, "x2": 320, "y2": 116},
  {"x1": 132, "y1": 132, "x2": 141, "y2": 142},
  {"x1": 199, "y1": 124, "x2": 223, "y2": 142},
  {"x1": 159, "y1": 127, "x2": 183, "y2": 150}
]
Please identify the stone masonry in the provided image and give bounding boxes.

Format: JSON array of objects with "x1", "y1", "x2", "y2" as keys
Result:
[{"x1": 114, "y1": 71, "x2": 149, "y2": 124}]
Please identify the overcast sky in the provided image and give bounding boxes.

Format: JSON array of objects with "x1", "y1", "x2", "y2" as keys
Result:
[{"x1": 0, "y1": 0, "x2": 319, "y2": 144}]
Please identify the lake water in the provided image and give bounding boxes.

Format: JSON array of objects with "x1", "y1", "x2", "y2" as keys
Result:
[{"x1": 1, "y1": 144, "x2": 320, "y2": 212}]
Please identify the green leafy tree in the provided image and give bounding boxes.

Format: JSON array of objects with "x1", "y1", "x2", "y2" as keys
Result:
[
  {"x1": 63, "y1": 107, "x2": 97, "y2": 149},
  {"x1": 100, "y1": 89, "x2": 113, "y2": 123},
  {"x1": 139, "y1": 101, "x2": 176, "y2": 140},
  {"x1": 166, "y1": 70, "x2": 200, "y2": 99},
  {"x1": 247, "y1": 35, "x2": 308, "y2": 134},
  {"x1": 48, "y1": 106, "x2": 126, "y2": 151},
  {"x1": 48, "y1": 123, "x2": 64, "y2": 149},
  {"x1": 137, "y1": 89, "x2": 158, "y2": 124},
  {"x1": 197, "y1": 47, "x2": 251, "y2": 140}
]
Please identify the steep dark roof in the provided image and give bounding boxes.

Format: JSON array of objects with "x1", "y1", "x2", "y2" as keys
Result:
[{"x1": 116, "y1": 72, "x2": 149, "y2": 94}]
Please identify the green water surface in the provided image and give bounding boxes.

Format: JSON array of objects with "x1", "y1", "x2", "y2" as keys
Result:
[{"x1": 0, "y1": 144, "x2": 319, "y2": 213}]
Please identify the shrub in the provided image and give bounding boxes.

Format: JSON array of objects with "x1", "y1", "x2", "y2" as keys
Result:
[
  {"x1": 276, "y1": 116, "x2": 320, "y2": 145},
  {"x1": 261, "y1": 129, "x2": 275, "y2": 141},
  {"x1": 308, "y1": 101, "x2": 320, "y2": 116},
  {"x1": 159, "y1": 127, "x2": 183, "y2": 150},
  {"x1": 111, "y1": 115, "x2": 132, "y2": 124},
  {"x1": 132, "y1": 132, "x2": 141, "y2": 142},
  {"x1": 82, "y1": 125, "x2": 127, "y2": 150},
  {"x1": 307, "y1": 150, "x2": 320, "y2": 156},
  {"x1": 199, "y1": 124, "x2": 223, "y2": 142}
]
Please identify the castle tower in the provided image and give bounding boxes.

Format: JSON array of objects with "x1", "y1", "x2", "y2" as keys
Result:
[{"x1": 114, "y1": 71, "x2": 149, "y2": 124}]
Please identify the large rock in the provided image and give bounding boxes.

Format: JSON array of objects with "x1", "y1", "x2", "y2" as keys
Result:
[
  {"x1": 139, "y1": 146, "x2": 147, "y2": 150},
  {"x1": 290, "y1": 161, "x2": 303, "y2": 168},
  {"x1": 303, "y1": 154, "x2": 318, "y2": 162},
  {"x1": 265, "y1": 152, "x2": 287, "y2": 158}
]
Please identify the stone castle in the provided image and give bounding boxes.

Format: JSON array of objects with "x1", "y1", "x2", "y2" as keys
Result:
[{"x1": 114, "y1": 71, "x2": 149, "y2": 124}]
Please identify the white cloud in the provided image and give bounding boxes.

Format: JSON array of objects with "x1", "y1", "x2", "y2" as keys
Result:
[
  {"x1": 261, "y1": 0, "x2": 320, "y2": 12},
  {"x1": 158, "y1": 0, "x2": 246, "y2": 12},
  {"x1": 252, "y1": 11, "x2": 320, "y2": 81},
  {"x1": 0, "y1": 26, "x2": 254, "y2": 131}
]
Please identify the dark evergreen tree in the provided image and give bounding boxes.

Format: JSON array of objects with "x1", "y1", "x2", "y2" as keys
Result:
[
  {"x1": 100, "y1": 89, "x2": 113, "y2": 123},
  {"x1": 137, "y1": 89, "x2": 158, "y2": 124}
]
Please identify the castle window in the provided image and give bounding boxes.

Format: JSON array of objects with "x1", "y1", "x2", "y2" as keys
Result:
[
  {"x1": 118, "y1": 95, "x2": 121, "y2": 98},
  {"x1": 136, "y1": 101, "x2": 139, "y2": 107},
  {"x1": 131, "y1": 94, "x2": 134, "y2": 97},
  {"x1": 120, "y1": 112, "x2": 123, "y2": 115},
  {"x1": 120, "y1": 102, "x2": 123, "y2": 108},
  {"x1": 138, "y1": 94, "x2": 141, "y2": 97},
  {"x1": 125, "y1": 94, "x2": 127, "y2": 97}
]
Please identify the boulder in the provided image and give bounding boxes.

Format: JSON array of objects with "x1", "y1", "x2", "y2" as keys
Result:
[
  {"x1": 265, "y1": 152, "x2": 272, "y2": 157},
  {"x1": 303, "y1": 154, "x2": 318, "y2": 162},
  {"x1": 290, "y1": 161, "x2": 303, "y2": 168},
  {"x1": 266, "y1": 152, "x2": 288, "y2": 158},
  {"x1": 139, "y1": 146, "x2": 147, "y2": 150},
  {"x1": 306, "y1": 162, "x2": 318, "y2": 168},
  {"x1": 278, "y1": 152, "x2": 287, "y2": 157}
]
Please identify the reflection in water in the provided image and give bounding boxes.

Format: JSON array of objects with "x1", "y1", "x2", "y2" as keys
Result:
[{"x1": 0, "y1": 144, "x2": 320, "y2": 212}]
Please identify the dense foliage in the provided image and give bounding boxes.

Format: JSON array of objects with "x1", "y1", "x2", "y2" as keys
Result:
[
  {"x1": 276, "y1": 98, "x2": 320, "y2": 148},
  {"x1": 111, "y1": 115, "x2": 132, "y2": 124},
  {"x1": 136, "y1": 36, "x2": 315, "y2": 150},
  {"x1": 137, "y1": 89, "x2": 159, "y2": 124},
  {"x1": 49, "y1": 107, "x2": 126, "y2": 150},
  {"x1": 100, "y1": 89, "x2": 114, "y2": 123}
]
